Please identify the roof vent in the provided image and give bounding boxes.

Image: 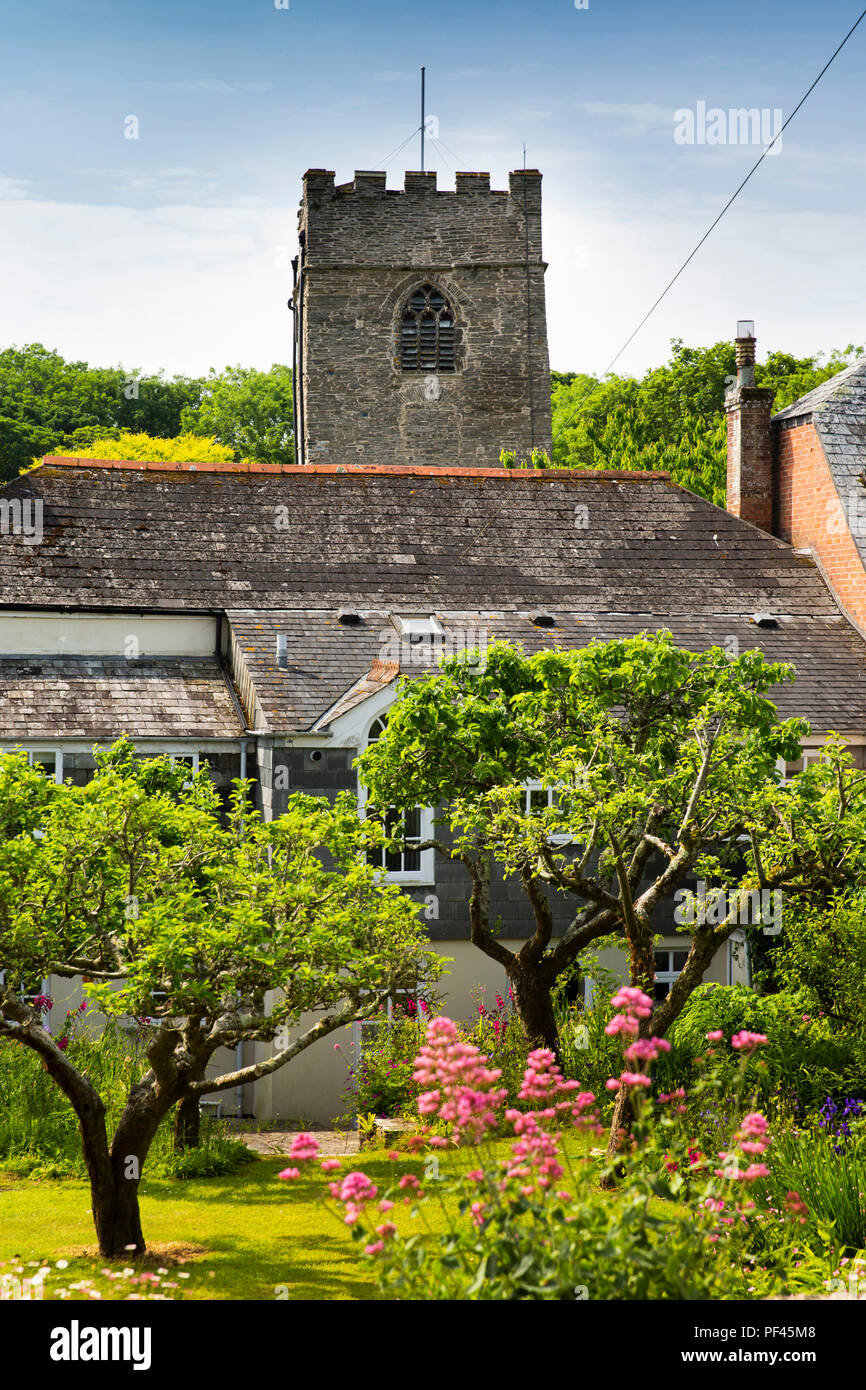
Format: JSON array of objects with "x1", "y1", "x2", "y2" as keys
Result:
[
  {"x1": 751, "y1": 613, "x2": 778, "y2": 628},
  {"x1": 530, "y1": 612, "x2": 556, "y2": 628},
  {"x1": 337, "y1": 609, "x2": 363, "y2": 626},
  {"x1": 276, "y1": 633, "x2": 288, "y2": 668}
]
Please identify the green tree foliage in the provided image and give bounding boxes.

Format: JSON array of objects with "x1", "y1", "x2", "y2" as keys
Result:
[
  {"x1": 48, "y1": 431, "x2": 237, "y2": 465},
  {"x1": 180, "y1": 364, "x2": 295, "y2": 465},
  {"x1": 550, "y1": 340, "x2": 864, "y2": 506},
  {"x1": 0, "y1": 743, "x2": 440, "y2": 1255},
  {"x1": 0, "y1": 345, "x2": 295, "y2": 481},
  {"x1": 358, "y1": 635, "x2": 807, "y2": 1063},
  {"x1": 768, "y1": 893, "x2": 866, "y2": 1036},
  {"x1": 0, "y1": 344, "x2": 204, "y2": 482},
  {"x1": 748, "y1": 739, "x2": 866, "y2": 1035}
]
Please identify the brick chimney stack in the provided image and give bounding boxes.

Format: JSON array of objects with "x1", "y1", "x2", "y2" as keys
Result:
[{"x1": 725, "y1": 321, "x2": 775, "y2": 533}]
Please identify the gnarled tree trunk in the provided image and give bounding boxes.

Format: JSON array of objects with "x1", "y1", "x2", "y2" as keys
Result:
[
  {"x1": 173, "y1": 1093, "x2": 202, "y2": 1152},
  {"x1": 87, "y1": 1090, "x2": 173, "y2": 1257},
  {"x1": 511, "y1": 965, "x2": 559, "y2": 1054}
]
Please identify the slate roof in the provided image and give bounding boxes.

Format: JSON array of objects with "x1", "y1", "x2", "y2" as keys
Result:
[
  {"x1": 0, "y1": 460, "x2": 841, "y2": 616},
  {"x1": 773, "y1": 359, "x2": 866, "y2": 570},
  {"x1": 228, "y1": 609, "x2": 866, "y2": 737},
  {"x1": 0, "y1": 657, "x2": 243, "y2": 740},
  {"x1": 3, "y1": 459, "x2": 866, "y2": 742}
]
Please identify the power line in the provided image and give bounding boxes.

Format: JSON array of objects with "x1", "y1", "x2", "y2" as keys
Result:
[{"x1": 552, "y1": 3, "x2": 866, "y2": 444}]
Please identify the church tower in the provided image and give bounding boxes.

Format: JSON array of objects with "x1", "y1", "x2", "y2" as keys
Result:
[{"x1": 292, "y1": 168, "x2": 551, "y2": 469}]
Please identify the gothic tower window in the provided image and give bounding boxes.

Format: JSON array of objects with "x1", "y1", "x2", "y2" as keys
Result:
[{"x1": 400, "y1": 284, "x2": 456, "y2": 372}]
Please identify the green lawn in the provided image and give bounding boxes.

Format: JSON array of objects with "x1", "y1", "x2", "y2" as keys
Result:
[{"x1": 0, "y1": 1138, "x2": 678, "y2": 1301}]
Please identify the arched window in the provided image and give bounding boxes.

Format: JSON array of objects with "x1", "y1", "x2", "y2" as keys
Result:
[{"x1": 400, "y1": 284, "x2": 456, "y2": 372}]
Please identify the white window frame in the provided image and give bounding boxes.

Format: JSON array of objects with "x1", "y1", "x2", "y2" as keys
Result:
[
  {"x1": 351, "y1": 988, "x2": 420, "y2": 1060},
  {"x1": 3, "y1": 749, "x2": 65, "y2": 784},
  {"x1": 358, "y1": 715, "x2": 435, "y2": 886},
  {"x1": 653, "y1": 947, "x2": 690, "y2": 1001},
  {"x1": 523, "y1": 779, "x2": 574, "y2": 846}
]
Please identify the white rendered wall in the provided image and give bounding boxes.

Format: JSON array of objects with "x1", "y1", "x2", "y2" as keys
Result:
[{"x1": 0, "y1": 612, "x2": 216, "y2": 657}]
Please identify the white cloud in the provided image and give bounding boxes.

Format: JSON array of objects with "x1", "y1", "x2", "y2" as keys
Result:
[
  {"x1": 574, "y1": 101, "x2": 675, "y2": 135},
  {"x1": 0, "y1": 173, "x2": 34, "y2": 201},
  {"x1": 0, "y1": 198, "x2": 295, "y2": 375}
]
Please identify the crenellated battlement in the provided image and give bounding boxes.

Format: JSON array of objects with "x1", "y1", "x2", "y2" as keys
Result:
[{"x1": 302, "y1": 168, "x2": 541, "y2": 199}]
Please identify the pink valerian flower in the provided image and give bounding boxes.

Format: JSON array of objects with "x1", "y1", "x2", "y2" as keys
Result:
[
  {"x1": 337, "y1": 1171, "x2": 378, "y2": 1206},
  {"x1": 784, "y1": 1190, "x2": 808, "y2": 1221},
  {"x1": 413, "y1": 1016, "x2": 507, "y2": 1143},
  {"x1": 731, "y1": 1030, "x2": 768, "y2": 1052},
  {"x1": 664, "y1": 1154, "x2": 678, "y2": 1173},
  {"x1": 620, "y1": 1072, "x2": 652, "y2": 1089},
  {"x1": 610, "y1": 986, "x2": 653, "y2": 1019},
  {"x1": 364, "y1": 1241, "x2": 384, "y2": 1255},
  {"x1": 470, "y1": 1200, "x2": 487, "y2": 1228},
  {"x1": 740, "y1": 1164, "x2": 770, "y2": 1181},
  {"x1": 398, "y1": 1174, "x2": 419, "y2": 1191},
  {"x1": 320, "y1": 1159, "x2": 342, "y2": 1173},
  {"x1": 738, "y1": 1112, "x2": 769, "y2": 1139},
  {"x1": 623, "y1": 1037, "x2": 671, "y2": 1063},
  {"x1": 706, "y1": 1029, "x2": 724, "y2": 1042},
  {"x1": 604, "y1": 1013, "x2": 639, "y2": 1038},
  {"x1": 518, "y1": 1048, "x2": 580, "y2": 1103},
  {"x1": 287, "y1": 1132, "x2": 320, "y2": 1163},
  {"x1": 375, "y1": 1223, "x2": 398, "y2": 1240},
  {"x1": 378, "y1": 1199, "x2": 395, "y2": 1212},
  {"x1": 277, "y1": 1167, "x2": 301, "y2": 1180}
]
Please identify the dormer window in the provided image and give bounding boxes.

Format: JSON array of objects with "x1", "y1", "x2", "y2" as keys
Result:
[
  {"x1": 400, "y1": 284, "x2": 456, "y2": 372},
  {"x1": 393, "y1": 613, "x2": 444, "y2": 647}
]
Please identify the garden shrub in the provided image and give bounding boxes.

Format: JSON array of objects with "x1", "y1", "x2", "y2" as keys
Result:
[
  {"x1": 656, "y1": 984, "x2": 866, "y2": 1117},
  {"x1": 282, "y1": 993, "x2": 839, "y2": 1301}
]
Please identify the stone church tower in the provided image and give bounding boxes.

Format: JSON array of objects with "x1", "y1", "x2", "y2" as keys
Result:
[{"x1": 292, "y1": 168, "x2": 551, "y2": 469}]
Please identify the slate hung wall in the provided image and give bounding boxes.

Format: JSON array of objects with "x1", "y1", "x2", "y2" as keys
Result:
[
  {"x1": 295, "y1": 169, "x2": 552, "y2": 469},
  {"x1": 775, "y1": 419, "x2": 866, "y2": 632}
]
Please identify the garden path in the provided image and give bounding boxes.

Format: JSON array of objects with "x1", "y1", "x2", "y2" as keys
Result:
[{"x1": 231, "y1": 1128, "x2": 360, "y2": 1157}]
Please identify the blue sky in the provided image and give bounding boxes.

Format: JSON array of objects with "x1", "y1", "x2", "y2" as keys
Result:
[{"x1": 1, "y1": 0, "x2": 864, "y2": 376}]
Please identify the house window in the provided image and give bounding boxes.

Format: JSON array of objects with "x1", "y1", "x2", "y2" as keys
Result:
[
  {"x1": 169, "y1": 752, "x2": 200, "y2": 790},
  {"x1": 351, "y1": 989, "x2": 424, "y2": 1077},
  {"x1": 522, "y1": 780, "x2": 574, "y2": 845},
  {"x1": 400, "y1": 284, "x2": 456, "y2": 372},
  {"x1": 524, "y1": 781, "x2": 556, "y2": 814},
  {"x1": 653, "y1": 949, "x2": 689, "y2": 1002},
  {"x1": 360, "y1": 716, "x2": 434, "y2": 884},
  {"x1": 0, "y1": 749, "x2": 64, "y2": 783}
]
